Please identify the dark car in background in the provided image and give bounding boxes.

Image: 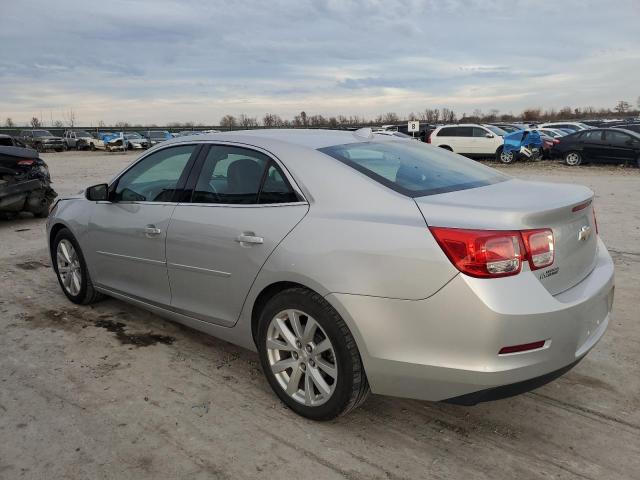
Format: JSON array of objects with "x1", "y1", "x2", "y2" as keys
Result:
[
  {"x1": 0, "y1": 134, "x2": 26, "y2": 148},
  {"x1": 555, "y1": 128, "x2": 640, "y2": 166},
  {"x1": 17, "y1": 129, "x2": 64, "y2": 152},
  {"x1": 0, "y1": 146, "x2": 57, "y2": 218},
  {"x1": 143, "y1": 130, "x2": 172, "y2": 146}
]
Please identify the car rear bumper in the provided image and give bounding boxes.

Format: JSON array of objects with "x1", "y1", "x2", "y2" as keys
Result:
[{"x1": 326, "y1": 237, "x2": 614, "y2": 402}]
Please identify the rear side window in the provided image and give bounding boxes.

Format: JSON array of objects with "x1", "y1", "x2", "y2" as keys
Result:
[
  {"x1": 191, "y1": 145, "x2": 298, "y2": 204},
  {"x1": 457, "y1": 127, "x2": 473, "y2": 137},
  {"x1": 437, "y1": 127, "x2": 458, "y2": 137},
  {"x1": 319, "y1": 141, "x2": 507, "y2": 197}
]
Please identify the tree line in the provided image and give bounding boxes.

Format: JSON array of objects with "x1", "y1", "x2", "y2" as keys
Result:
[{"x1": 5, "y1": 99, "x2": 639, "y2": 130}]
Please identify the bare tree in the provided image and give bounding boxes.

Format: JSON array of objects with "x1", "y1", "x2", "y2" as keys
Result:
[
  {"x1": 220, "y1": 115, "x2": 237, "y2": 129},
  {"x1": 441, "y1": 108, "x2": 456, "y2": 123},
  {"x1": 5, "y1": 117, "x2": 14, "y2": 128},
  {"x1": 522, "y1": 108, "x2": 542, "y2": 121},
  {"x1": 53, "y1": 120, "x2": 64, "y2": 128},
  {"x1": 238, "y1": 114, "x2": 258, "y2": 128},
  {"x1": 615, "y1": 100, "x2": 631, "y2": 114},
  {"x1": 114, "y1": 121, "x2": 130, "y2": 129},
  {"x1": 381, "y1": 112, "x2": 399, "y2": 124},
  {"x1": 300, "y1": 111, "x2": 308, "y2": 127},
  {"x1": 30, "y1": 117, "x2": 41, "y2": 128},
  {"x1": 98, "y1": 120, "x2": 106, "y2": 128}
]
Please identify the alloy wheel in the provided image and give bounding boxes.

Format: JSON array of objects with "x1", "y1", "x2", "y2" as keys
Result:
[
  {"x1": 565, "y1": 152, "x2": 581, "y2": 166},
  {"x1": 500, "y1": 150, "x2": 515, "y2": 163},
  {"x1": 56, "y1": 239, "x2": 82, "y2": 296},
  {"x1": 266, "y1": 309, "x2": 338, "y2": 406}
]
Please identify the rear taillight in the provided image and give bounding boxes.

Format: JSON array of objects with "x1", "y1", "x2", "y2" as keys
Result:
[
  {"x1": 429, "y1": 227, "x2": 555, "y2": 278},
  {"x1": 426, "y1": 134, "x2": 431, "y2": 143},
  {"x1": 17, "y1": 159, "x2": 36, "y2": 165},
  {"x1": 429, "y1": 227, "x2": 525, "y2": 278},
  {"x1": 521, "y1": 229, "x2": 554, "y2": 270}
]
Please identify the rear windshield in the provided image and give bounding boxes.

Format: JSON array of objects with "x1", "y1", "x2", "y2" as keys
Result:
[{"x1": 318, "y1": 141, "x2": 508, "y2": 197}]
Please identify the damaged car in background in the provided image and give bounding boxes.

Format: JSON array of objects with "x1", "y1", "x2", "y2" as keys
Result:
[{"x1": 0, "y1": 145, "x2": 57, "y2": 219}]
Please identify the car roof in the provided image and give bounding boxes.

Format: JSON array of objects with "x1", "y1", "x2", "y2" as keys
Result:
[{"x1": 160, "y1": 128, "x2": 377, "y2": 150}]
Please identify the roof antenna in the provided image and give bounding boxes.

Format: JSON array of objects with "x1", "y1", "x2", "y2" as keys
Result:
[{"x1": 353, "y1": 127, "x2": 373, "y2": 139}]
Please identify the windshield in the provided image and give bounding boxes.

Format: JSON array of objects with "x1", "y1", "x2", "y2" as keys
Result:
[
  {"x1": 125, "y1": 132, "x2": 142, "y2": 139},
  {"x1": 32, "y1": 130, "x2": 53, "y2": 137},
  {"x1": 74, "y1": 130, "x2": 91, "y2": 137},
  {"x1": 485, "y1": 125, "x2": 507, "y2": 136},
  {"x1": 319, "y1": 141, "x2": 508, "y2": 197}
]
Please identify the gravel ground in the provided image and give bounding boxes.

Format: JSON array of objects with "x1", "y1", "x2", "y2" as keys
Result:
[{"x1": 0, "y1": 151, "x2": 638, "y2": 479}]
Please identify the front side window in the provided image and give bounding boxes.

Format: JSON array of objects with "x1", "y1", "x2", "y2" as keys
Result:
[
  {"x1": 114, "y1": 145, "x2": 196, "y2": 202},
  {"x1": 319, "y1": 141, "x2": 508, "y2": 197},
  {"x1": 456, "y1": 127, "x2": 473, "y2": 137}
]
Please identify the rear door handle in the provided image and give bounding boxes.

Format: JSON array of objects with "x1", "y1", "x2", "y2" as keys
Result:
[
  {"x1": 144, "y1": 225, "x2": 162, "y2": 238},
  {"x1": 236, "y1": 233, "x2": 264, "y2": 245}
]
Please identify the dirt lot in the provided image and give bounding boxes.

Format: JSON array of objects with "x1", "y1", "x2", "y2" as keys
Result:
[{"x1": 1, "y1": 151, "x2": 639, "y2": 479}]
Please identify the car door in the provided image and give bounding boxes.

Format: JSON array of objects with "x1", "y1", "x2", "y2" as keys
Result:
[
  {"x1": 580, "y1": 130, "x2": 605, "y2": 161},
  {"x1": 166, "y1": 144, "x2": 309, "y2": 327},
  {"x1": 87, "y1": 144, "x2": 199, "y2": 305},
  {"x1": 601, "y1": 130, "x2": 637, "y2": 164},
  {"x1": 471, "y1": 126, "x2": 495, "y2": 155},
  {"x1": 454, "y1": 127, "x2": 474, "y2": 154}
]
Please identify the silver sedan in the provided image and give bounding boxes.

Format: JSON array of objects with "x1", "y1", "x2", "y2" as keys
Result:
[{"x1": 46, "y1": 129, "x2": 614, "y2": 420}]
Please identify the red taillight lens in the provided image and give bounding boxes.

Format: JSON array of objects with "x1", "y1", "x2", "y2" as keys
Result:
[
  {"x1": 17, "y1": 159, "x2": 36, "y2": 165},
  {"x1": 430, "y1": 227, "x2": 556, "y2": 278},
  {"x1": 429, "y1": 227, "x2": 525, "y2": 278},
  {"x1": 521, "y1": 229, "x2": 554, "y2": 270},
  {"x1": 427, "y1": 134, "x2": 431, "y2": 143},
  {"x1": 552, "y1": 138, "x2": 560, "y2": 144}
]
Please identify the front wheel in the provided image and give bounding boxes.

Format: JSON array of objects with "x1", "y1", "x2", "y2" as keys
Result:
[
  {"x1": 497, "y1": 147, "x2": 515, "y2": 164},
  {"x1": 257, "y1": 288, "x2": 369, "y2": 420},
  {"x1": 564, "y1": 151, "x2": 582, "y2": 166},
  {"x1": 52, "y1": 228, "x2": 103, "y2": 304}
]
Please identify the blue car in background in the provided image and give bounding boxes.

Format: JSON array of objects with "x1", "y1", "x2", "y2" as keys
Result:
[{"x1": 499, "y1": 129, "x2": 543, "y2": 163}]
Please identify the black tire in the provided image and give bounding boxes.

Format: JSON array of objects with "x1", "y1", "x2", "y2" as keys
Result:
[
  {"x1": 257, "y1": 287, "x2": 369, "y2": 420},
  {"x1": 564, "y1": 151, "x2": 582, "y2": 166},
  {"x1": 52, "y1": 228, "x2": 104, "y2": 305},
  {"x1": 90, "y1": 143, "x2": 96, "y2": 151}
]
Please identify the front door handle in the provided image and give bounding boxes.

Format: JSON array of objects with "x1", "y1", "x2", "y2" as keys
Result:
[
  {"x1": 236, "y1": 233, "x2": 264, "y2": 245},
  {"x1": 144, "y1": 225, "x2": 162, "y2": 238}
]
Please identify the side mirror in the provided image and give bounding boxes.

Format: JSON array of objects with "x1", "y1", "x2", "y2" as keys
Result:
[
  {"x1": 86, "y1": 183, "x2": 109, "y2": 201},
  {"x1": 485, "y1": 133, "x2": 494, "y2": 138}
]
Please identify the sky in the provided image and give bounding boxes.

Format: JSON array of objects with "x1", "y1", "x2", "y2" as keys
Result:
[{"x1": 1, "y1": 0, "x2": 640, "y2": 126}]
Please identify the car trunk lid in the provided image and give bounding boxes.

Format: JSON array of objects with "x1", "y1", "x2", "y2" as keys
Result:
[{"x1": 415, "y1": 178, "x2": 598, "y2": 295}]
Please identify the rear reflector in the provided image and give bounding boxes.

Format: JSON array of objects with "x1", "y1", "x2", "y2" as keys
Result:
[{"x1": 499, "y1": 340, "x2": 546, "y2": 355}]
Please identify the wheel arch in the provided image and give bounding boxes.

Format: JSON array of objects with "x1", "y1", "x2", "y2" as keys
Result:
[{"x1": 250, "y1": 281, "x2": 316, "y2": 346}]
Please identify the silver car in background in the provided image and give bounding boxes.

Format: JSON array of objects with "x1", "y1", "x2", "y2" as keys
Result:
[{"x1": 46, "y1": 129, "x2": 614, "y2": 420}]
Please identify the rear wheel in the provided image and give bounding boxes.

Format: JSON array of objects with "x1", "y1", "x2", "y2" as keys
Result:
[
  {"x1": 564, "y1": 151, "x2": 582, "y2": 166},
  {"x1": 52, "y1": 228, "x2": 103, "y2": 304},
  {"x1": 257, "y1": 288, "x2": 369, "y2": 420}
]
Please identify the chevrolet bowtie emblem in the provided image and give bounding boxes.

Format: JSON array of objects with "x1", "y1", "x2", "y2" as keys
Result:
[{"x1": 578, "y1": 225, "x2": 592, "y2": 241}]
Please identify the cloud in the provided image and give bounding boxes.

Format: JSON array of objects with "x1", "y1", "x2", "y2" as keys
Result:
[{"x1": 1, "y1": 0, "x2": 639, "y2": 125}]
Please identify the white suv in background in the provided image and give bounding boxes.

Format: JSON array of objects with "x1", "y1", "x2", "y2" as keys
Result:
[{"x1": 429, "y1": 124, "x2": 505, "y2": 159}]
